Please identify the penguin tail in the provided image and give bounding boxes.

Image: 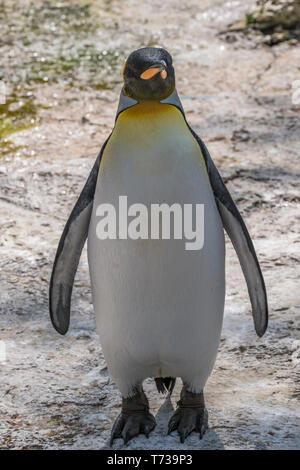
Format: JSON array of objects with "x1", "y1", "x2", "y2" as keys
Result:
[{"x1": 155, "y1": 377, "x2": 176, "y2": 395}]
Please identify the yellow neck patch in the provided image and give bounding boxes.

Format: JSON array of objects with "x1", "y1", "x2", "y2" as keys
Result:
[
  {"x1": 101, "y1": 101, "x2": 208, "y2": 175},
  {"x1": 115, "y1": 101, "x2": 187, "y2": 138}
]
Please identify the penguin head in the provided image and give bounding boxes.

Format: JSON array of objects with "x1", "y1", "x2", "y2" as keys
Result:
[{"x1": 123, "y1": 47, "x2": 175, "y2": 101}]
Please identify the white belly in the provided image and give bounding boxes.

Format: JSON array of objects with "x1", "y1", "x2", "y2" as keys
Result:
[{"x1": 87, "y1": 103, "x2": 225, "y2": 396}]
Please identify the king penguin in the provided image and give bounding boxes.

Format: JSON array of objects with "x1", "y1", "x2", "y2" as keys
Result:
[{"x1": 49, "y1": 47, "x2": 268, "y2": 444}]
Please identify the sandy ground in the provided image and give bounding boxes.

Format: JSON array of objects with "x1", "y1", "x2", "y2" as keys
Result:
[{"x1": 0, "y1": 0, "x2": 300, "y2": 450}]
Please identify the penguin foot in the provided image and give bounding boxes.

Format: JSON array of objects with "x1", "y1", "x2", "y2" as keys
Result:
[
  {"x1": 110, "y1": 410, "x2": 156, "y2": 445},
  {"x1": 168, "y1": 387, "x2": 208, "y2": 443},
  {"x1": 110, "y1": 386, "x2": 156, "y2": 446}
]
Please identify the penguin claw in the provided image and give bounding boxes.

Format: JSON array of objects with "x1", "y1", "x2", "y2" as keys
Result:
[
  {"x1": 142, "y1": 414, "x2": 156, "y2": 437},
  {"x1": 179, "y1": 430, "x2": 189, "y2": 444},
  {"x1": 110, "y1": 414, "x2": 125, "y2": 446},
  {"x1": 198, "y1": 408, "x2": 208, "y2": 440},
  {"x1": 199, "y1": 426, "x2": 205, "y2": 440},
  {"x1": 167, "y1": 409, "x2": 181, "y2": 435},
  {"x1": 110, "y1": 411, "x2": 156, "y2": 446}
]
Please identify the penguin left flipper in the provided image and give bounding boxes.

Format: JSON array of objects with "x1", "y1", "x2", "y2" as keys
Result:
[
  {"x1": 190, "y1": 129, "x2": 268, "y2": 337},
  {"x1": 49, "y1": 139, "x2": 109, "y2": 335}
]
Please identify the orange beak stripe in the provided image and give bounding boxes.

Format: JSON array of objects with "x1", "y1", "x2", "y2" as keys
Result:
[
  {"x1": 122, "y1": 60, "x2": 127, "y2": 79},
  {"x1": 140, "y1": 67, "x2": 161, "y2": 80}
]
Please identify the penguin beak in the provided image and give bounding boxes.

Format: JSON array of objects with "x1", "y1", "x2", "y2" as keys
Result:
[{"x1": 140, "y1": 62, "x2": 167, "y2": 80}]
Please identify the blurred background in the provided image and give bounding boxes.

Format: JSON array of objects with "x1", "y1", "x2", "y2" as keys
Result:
[{"x1": 0, "y1": 0, "x2": 299, "y2": 450}]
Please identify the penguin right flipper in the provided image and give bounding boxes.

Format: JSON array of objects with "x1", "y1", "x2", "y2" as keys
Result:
[
  {"x1": 49, "y1": 139, "x2": 109, "y2": 335},
  {"x1": 190, "y1": 130, "x2": 268, "y2": 337}
]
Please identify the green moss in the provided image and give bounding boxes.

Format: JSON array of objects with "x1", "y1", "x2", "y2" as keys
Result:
[
  {"x1": 0, "y1": 139, "x2": 22, "y2": 158},
  {"x1": 0, "y1": 90, "x2": 46, "y2": 158},
  {"x1": 245, "y1": 12, "x2": 255, "y2": 24},
  {"x1": 22, "y1": 2, "x2": 97, "y2": 35},
  {"x1": 25, "y1": 47, "x2": 122, "y2": 88},
  {"x1": 47, "y1": 418, "x2": 61, "y2": 427},
  {"x1": 1, "y1": 1, "x2": 124, "y2": 90},
  {"x1": 0, "y1": 1, "x2": 125, "y2": 158},
  {"x1": 0, "y1": 93, "x2": 38, "y2": 139}
]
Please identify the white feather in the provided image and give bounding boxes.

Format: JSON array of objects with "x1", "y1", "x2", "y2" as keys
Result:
[{"x1": 88, "y1": 103, "x2": 225, "y2": 397}]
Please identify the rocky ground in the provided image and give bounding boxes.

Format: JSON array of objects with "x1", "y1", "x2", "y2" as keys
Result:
[{"x1": 0, "y1": 0, "x2": 299, "y2": 450}]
